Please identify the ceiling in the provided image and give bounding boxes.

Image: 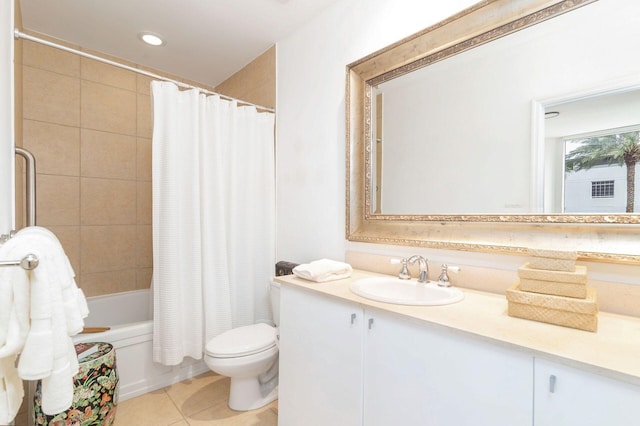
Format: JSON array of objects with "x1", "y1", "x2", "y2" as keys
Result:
[{"x1": 19, "y1": 0, "x2": 340, "y2": 88}]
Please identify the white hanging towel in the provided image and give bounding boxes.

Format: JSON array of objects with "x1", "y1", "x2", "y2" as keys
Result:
[
  {"x1": 0, "y1": 240, "x2": 30, "y2": 424},
  {"x1": 0, "y1": 226, "x2": 88, "y2": 421},
  {"x1": 292, "y1": 259, "x2": 353, "y2": 282}
]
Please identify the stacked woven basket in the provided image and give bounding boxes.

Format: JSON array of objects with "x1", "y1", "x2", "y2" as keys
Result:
[{"x1": 506, "y1": 248, "x2": 598, "y2": 332}]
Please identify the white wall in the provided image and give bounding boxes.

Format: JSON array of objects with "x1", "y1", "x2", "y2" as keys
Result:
[
  {"x1": 276, "y1": 0, "x2": 478, "y2": 262},
  {"x1": 0, "y1": 0, "x2": 14, "y2": 234}
]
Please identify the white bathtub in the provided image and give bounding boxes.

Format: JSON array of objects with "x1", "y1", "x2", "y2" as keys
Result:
[{"x1": 73, "y1": 289, "x2": 208, "y2": 401}]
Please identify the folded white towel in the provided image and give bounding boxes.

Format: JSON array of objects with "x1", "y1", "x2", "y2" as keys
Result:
[
  {"x1": 0, "y1": 355, "x2": 24, "y2": 425},
  {"x1": 292, "y1": 259, "x2": 353, "y2": 282}
]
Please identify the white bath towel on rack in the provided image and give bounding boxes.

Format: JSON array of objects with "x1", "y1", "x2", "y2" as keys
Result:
[
  {"x1": 0, "y1": 226, "x2": 88, "y2": 418},
  {"x1": 0, "y1": 241, "x2": 30, "y2": 424}
]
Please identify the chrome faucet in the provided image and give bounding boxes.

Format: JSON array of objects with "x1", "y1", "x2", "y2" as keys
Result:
[
  {"x1": 407, "y1": 255, "x2": 429, "y2": 283},
  {"x1": 437, "y1": 264, "x2": 460, "y2": 287}
]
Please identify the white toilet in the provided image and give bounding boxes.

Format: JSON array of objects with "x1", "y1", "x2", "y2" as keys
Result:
[{"x1": 204, "y1": 281, "x2": 280, "y2": 411}]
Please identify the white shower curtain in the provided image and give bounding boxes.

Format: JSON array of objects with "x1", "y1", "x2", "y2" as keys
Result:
[{"x1": 151, "y1": 81, "x2": 275, "y2": 366}]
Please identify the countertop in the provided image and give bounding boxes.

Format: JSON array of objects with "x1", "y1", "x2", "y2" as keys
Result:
[{"x1": 274, "y1": 269, "x2": 640, "y2": 387}]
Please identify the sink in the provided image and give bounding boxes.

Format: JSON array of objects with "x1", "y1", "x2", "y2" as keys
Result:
[{"x1": 349, "y1": 277, "x2": 464, "y2": 306}]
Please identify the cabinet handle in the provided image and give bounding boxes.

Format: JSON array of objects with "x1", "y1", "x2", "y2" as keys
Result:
[
  {"x1": 549, "y1": 374, "x2": 557, "y2": 393},
  {"x1": 368, "y1": 318, "x2": 374, "y2": 330},
  {"x1": 351, "y1": 313, "x2": 357, "y2": 325}
]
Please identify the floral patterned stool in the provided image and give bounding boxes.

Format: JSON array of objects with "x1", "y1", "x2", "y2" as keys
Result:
[{"x1": 34, "y1": 342, "x2": 119, "y2": 426}]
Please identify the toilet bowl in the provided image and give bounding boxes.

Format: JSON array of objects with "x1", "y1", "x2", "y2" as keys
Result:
[{"x1": 204, "y1": 282, "x2": 280, "y2": 411}]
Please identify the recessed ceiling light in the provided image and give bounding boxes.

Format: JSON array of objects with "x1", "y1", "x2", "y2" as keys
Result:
[{"x1": 138, "y1": 32, "x2": 165, "y2": 46}]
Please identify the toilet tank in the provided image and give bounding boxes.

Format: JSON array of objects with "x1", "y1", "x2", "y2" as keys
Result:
[{"x1": 270, "y1": 281, "x2": 281, "y2": 326}]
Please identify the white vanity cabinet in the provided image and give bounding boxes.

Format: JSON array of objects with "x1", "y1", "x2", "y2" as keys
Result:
[
  {"x1": 279, "y1": 285, "x2": 533, "y2": 426},
  {"x1": 278, "y1": 285, "x2": 364, "y2": 426},
  {"x1": 363, "y1": 308, "x2": 533, "y2": 426},
  {"x1": 533, "y1": 358, "x2": 640, "y2": 426}
]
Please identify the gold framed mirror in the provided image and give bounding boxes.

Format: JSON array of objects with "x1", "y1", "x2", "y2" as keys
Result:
[{"x1": 346, "y1": 0, "x2": 640, "y2": 264}]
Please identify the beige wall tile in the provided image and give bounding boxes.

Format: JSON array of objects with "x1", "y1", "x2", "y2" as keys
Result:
[
  {"x1": 36, "y1": 175, "x2": 80, "y2": 226},
  {"x1": 23, "y1": 66, "x2": 80, "y2": 126},
  {"x1": 81, "y1": 178, "x2": 137, "y2": 225},
  {"x1": 215, "y1": 45, "x2": 275, "y2": 109},
  {"x1": 47, "y1": 225, "x2": 81, "y2": 282},
  {"x1": 137, "y1": 93, "x2": 152, "y2": 138},
  {"x1": 137, "y1": 181, "x2": 152, "y2": 225},
  {"x1": 22, "y1": 39, "x2": 80, "y2": 77},
  {"x1": 81, "y1": 129, "x2": 136, "y2": 179},
  {"x1": 80, "y1": 225, "x2": 137, "y2": 273},
  {"x1": 81, "y1": 80, "x2": 136, "y2": 135},
  {"x1": 137, "y1": 225, "x2": 152, "y2": 268},
  {"x1": 136, "y1": 267, "x2": 153, "y2": 290},
  {"x1": 22, "y1": 120, "x2": 80, "y2": 176},
  {"x1": 80, "y1": 269, "x2": 137, "y2": 297},
  {"x1": 137, "y1": 138, "x2": 152, "y2": 181},
  {"x1": 137, "y1": 74, "x2": 153, "y2": 95},
  {"x1": 81, "y1": 57, "x2": 136, "y2": 90}
]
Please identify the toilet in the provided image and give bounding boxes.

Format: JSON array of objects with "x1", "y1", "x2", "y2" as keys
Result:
[{"x1": 204, "y1": 281, "x2": 280, "y2": 411}]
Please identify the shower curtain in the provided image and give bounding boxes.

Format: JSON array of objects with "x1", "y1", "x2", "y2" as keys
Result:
[{"x1": 151, "y1": 81, "x2": 275, "y2": 366}]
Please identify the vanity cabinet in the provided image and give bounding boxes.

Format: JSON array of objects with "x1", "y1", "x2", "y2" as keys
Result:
[
  {"x1": 363, "y1": 308, "x2": 532, "y2": 425},
  {"x1": 278, "y1": 285, "x2": 364, "y2": 426},
  {"x1": 279, "y1": 285, "x2": 532, "y2": 426},
  {"x1": 533, "y1": 358, "x2": 640, "y2": 426}
]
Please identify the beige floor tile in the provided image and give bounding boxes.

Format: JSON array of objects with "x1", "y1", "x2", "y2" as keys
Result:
[
  {"x1": 165, "y1": 372, "x2": 229, "y2": 417},
  {"x1": 113, "y1": 390, "x2": 183, "y2": 426},
  {"x1": 185, "y1": 401, "x2": 278, "y2": 426},
  {"x1": 111, "y1": 373, "x2": 278, "y2": 426}
]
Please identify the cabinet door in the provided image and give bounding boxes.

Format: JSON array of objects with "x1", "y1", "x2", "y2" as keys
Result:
[
  {"x1": 364, "y1": 309, "x2": 533, "y2": 426},
  {"x1": 534, "y1": 358, "x2": 640, "y2": 426},
  {"x1": 278, "y1": 286, "x2": 364, "y2": 426}
]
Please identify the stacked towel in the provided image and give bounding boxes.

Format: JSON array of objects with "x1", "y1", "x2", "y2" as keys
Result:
[
  {"x1": 0, "y1": 226, "x2": 88, "y2": 423},
  {"x1": 292, "y1": 259, "x2": 352, "y2": 282}
]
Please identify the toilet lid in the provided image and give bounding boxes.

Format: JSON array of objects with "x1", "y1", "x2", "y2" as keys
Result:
[{"x1": 206, "y1": 323, "x2": 276, "y2": 358}]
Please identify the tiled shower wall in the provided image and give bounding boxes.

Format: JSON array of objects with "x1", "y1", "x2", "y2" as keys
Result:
[
  {"x1": 17, "y1": 35, "x2": 275, "y2": 297},
  {"x1": 19, "y1": 38, "x2": 153, "y2": 296}
]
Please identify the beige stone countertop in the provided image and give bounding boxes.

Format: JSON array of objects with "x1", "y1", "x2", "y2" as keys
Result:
[{"x1": 274, "y1": 269, "x2": 640, "y2": 387}]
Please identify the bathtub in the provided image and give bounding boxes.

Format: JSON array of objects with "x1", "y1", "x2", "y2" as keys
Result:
[{"x1": 73, "y1": 289, "x2": 208, "y2": 401}]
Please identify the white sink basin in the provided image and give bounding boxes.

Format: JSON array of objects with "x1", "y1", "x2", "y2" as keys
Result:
[{"x1": 349, "y1": 277, "x2": 464, "y2": 306}]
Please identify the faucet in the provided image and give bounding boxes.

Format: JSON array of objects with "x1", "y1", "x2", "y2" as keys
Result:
[
  {"x1": 437, "y1": 264, "x2": 460, "y2": 287},
  {"x1": 391, "y1": 256, "x2": 429, "y2": 282},
  {"x1": 407, "y1": 255, "x2": 429, "y2": 283}
]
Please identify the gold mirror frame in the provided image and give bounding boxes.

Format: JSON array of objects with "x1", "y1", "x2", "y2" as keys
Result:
[{"x1": 346, "y1": 0, "x2": 640, "y2": 264}]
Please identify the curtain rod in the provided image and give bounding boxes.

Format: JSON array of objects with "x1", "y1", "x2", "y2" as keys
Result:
[{"x1": 14, "y1": 29, "x2": 275, "y2": 113}]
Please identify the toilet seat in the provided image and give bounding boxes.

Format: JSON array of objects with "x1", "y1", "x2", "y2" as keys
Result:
[{"x1": 206, "y1": 323, "x2": 276, "y2": 358}]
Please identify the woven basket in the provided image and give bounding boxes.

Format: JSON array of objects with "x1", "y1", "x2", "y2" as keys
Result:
[
  {"x1": 527, "y1": 248, "x2": 577, "y2": 260},
  {"x1": 518, "y1": 264, "x2": 587, "y2": 284},
  {"x1": 528, "y1": 257, "x2": 576, "y2": 272},
  {"x1": 506, "y1": 284, "x2": 598, "y2": 332},
  {"x1": 519, "y1": 278, "x2": 587, "y2": 299}
]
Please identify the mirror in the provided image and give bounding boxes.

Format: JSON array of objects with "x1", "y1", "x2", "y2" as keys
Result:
[{"x1": 347, "y1": 0, "x2": 640, "y2": 263}]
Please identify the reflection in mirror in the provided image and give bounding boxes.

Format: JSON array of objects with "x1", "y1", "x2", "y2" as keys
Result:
[
  {"x1": 543, "y1": 89, "x2": 640, "y2": 214},
  {"x1": 368, "y1": 0, "x2": 640, "y2": 217}
]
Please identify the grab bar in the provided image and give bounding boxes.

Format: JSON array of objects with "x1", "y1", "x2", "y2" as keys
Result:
[
  {"x1": 15, "y1": 147, "x2": 37, "y2": 227},
  {"x1": 0, "y1": 253, "x2": 39, "y2": 270}
]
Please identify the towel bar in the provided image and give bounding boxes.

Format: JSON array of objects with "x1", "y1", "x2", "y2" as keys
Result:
[{"x1": 0, "y1": 253, "x2": 39, "y2": 270}]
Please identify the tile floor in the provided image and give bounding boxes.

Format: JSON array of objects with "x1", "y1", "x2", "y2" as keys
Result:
[{"x1": 113, "y1": 372, "x2": 278, "y2": 426}]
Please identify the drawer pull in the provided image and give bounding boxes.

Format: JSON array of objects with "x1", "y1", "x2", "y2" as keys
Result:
[
  {"x1": 351, "y1": 313, "x2": 356, "y2": 325},
  {"x1": 368, "y1": 318, "x2": 374, "y2": 330},
  {"x1": 549, "y1": 374, "x2": 557, "y2": 393}
]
